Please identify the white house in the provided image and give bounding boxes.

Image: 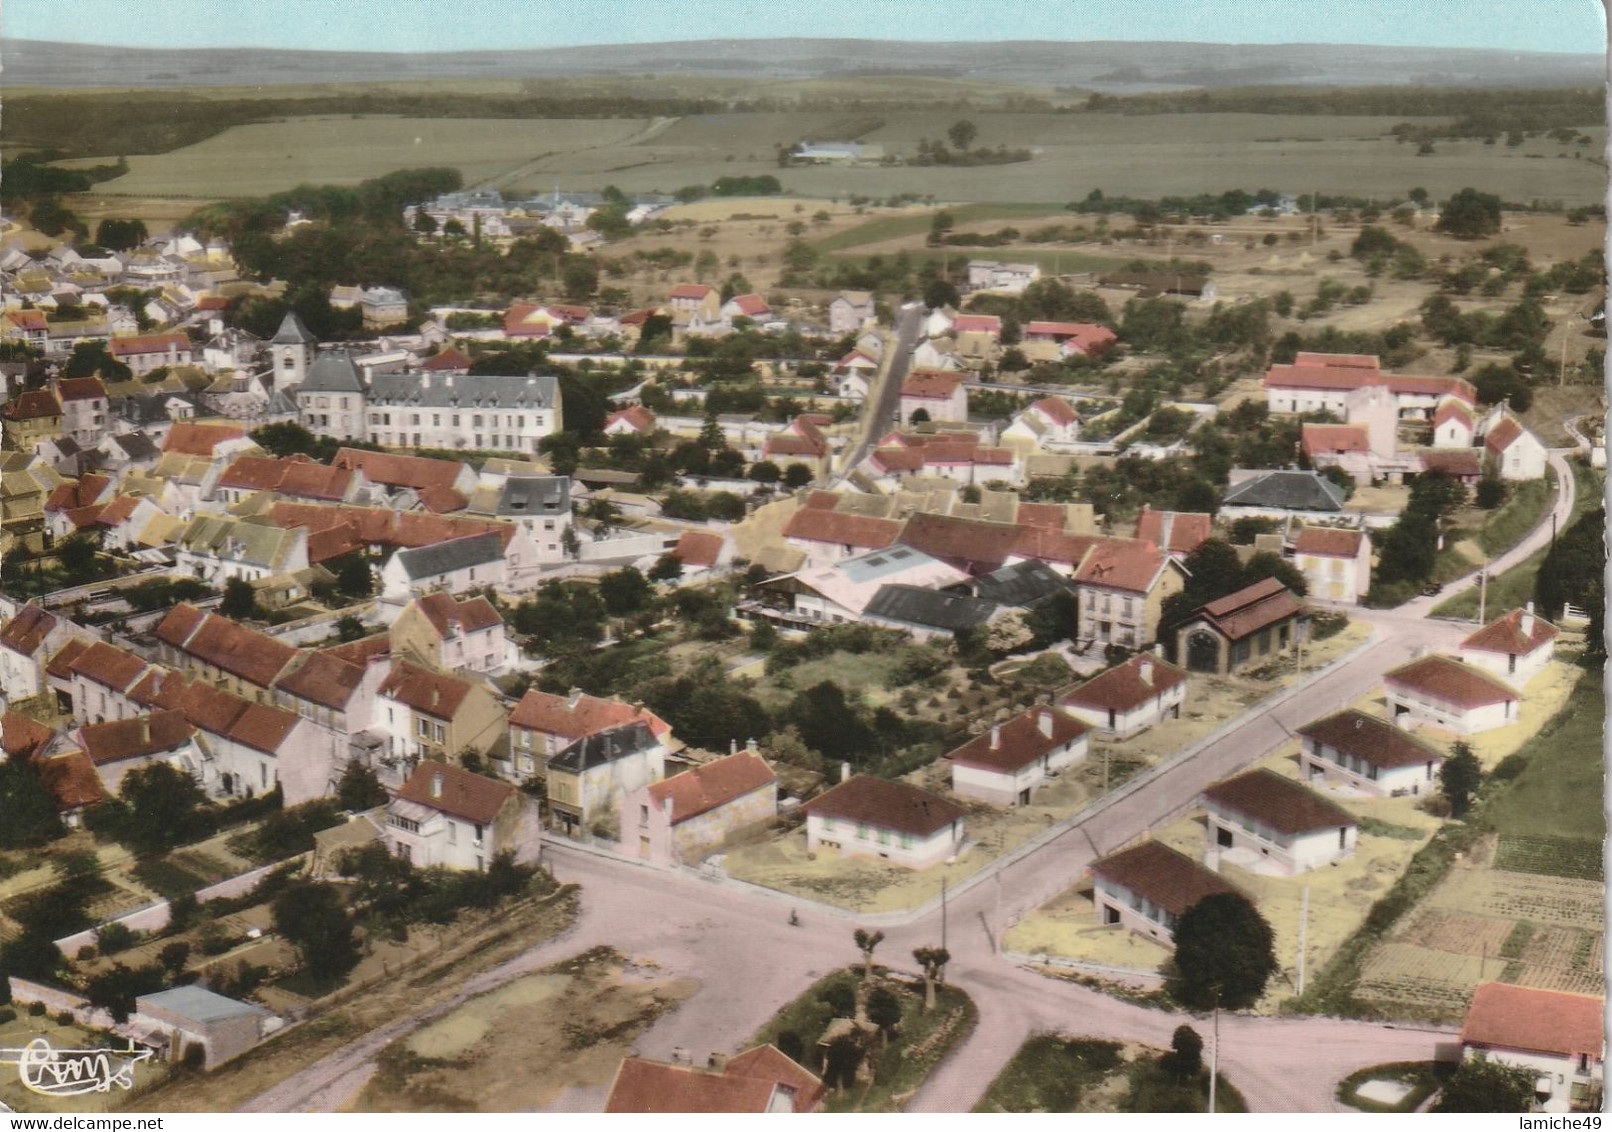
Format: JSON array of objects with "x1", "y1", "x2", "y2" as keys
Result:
[
  {"x1": 898, "y1": 370, "x2": 968, "y2": 425},
  {"x1": 1295, "y1": 708, "x2": 1446, "y2": 798},
  {"x1": 1001, "y1": 396, "x2": 1083, "y2": 450},
  {"x1": 1431, "y1": 397, "x2": 1476, "y2": 448},
  {"x1": 391, "y1": 593, "x2": 510, "y2": 674},
  {"x1": 1292, "y1": 525, "x2": 1372, "y2": 605},
  {"x1": 1089, "y1": 839, "x2": 1245, "y2": 944},
  {"x1": 1382, "y1": 654, "x2": 1519, "y2": 735},
  {"x1": 1200, "y1": 768, "x2": 1358, "y2": 876},
  {"x1": 1460, "y1": 983, "x2": 1604, "y2": 1114},
  {"x1": 507, "y1": 689, "x2": 673, "y2": 783},
  {"x1": 829, "y1": 291, "x2": 875, "y2": 335},
  {"x1": 780, "y1": 507, "x2": 901, "y2": 570},
  {"x1": 1058, "y1": 653, "x2": 1187, "y2": 739},
  {"x1": 364, "y1": 372, "x2": 562, "y2": 455},
  {"x1": 1458, "y1": 604, "x2": 1558, "y2": 685},
  {"x1": 946, "y1": 707, "x2": 1089, "y2": 807},
  {"x1": 1482, "y1": 412, "x2": 1549, "y2": 482},
  {"x1": 379, "y1": 531, "x2": 508, "y2": 599},
  {"x1": 385, "y1": 760, "x2": 531, "y2": 871},
  {"x1": 802, "y1": 774, "x2": 966, "y2": 870},
  {"x1": 1263, "y1": 353, "x2": 1476, "y2": 419},
  {"x1": 966, "y1": 261, "x2": 1040, "y2": 294},
  {"x1": 75, "y1": 711, "x2": 205, "y2": 797},
  {"x1": 0, "y1": 604, "x2": 74, "y2": 703}
]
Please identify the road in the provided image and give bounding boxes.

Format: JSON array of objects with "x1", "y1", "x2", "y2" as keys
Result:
[
  {"x1": 239, "y1": 442, "x2": 1577, "y2": 1115},
  {"x1": 832, "y1": 303, "x2": 924, "y2": 482}
]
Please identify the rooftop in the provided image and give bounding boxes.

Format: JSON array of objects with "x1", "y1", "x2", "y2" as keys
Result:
[
  {"x1": 802, "y1": 775, "x2": 965, "y2": 837},
  {"x1": 1090, "y1": 839, "x2": 1243, "y2": 917},
  {"x1": 1461, "y1": 982, "x2": 1604, "y2": 1059},
  {"x1": 1202, "y1": 768, "x2": 1356, "y2": 835},
  {"x1": 1460, "y1": 606, "x2": 1558, "y2": 657},
  {"x1": 647, "y1": 750, "x2": 776, "y2": 824},
  {"x1": 1297, "y1": 708, "x2": 1448, "y2": 770},
  {"x1": 1383, "y1": 653, "x2": 1520, "y2": 708},
  {"x1": 947, "y1": 707, "x2": 1088, "y2": 774},
  {"x1": 1060, "y1": 654, "x2": 1187, "y2": 714},
  {"x1": 395, "y1": 759, "x2": 516, "y2": 825}
]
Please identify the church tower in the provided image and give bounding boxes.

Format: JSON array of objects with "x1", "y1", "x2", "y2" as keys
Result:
[{"x1": 270, "y1": 311, "x2": 317, "y2": 388}]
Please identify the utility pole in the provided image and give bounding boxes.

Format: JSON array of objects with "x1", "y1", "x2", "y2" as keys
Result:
[
  {"x1": 1478, "y1": 561, "x2": 1488, "y2": 626},
  {"x1": 941, "y1": 876, "x2": 948, "y2": 950},
  {"x1": 1296, "y1": 884, "x2": 1310, "y2": 996},
  {"x1": 1559, "y1": 319, "x2": 1571, "y2": 386},
  {"x1": 1208, "y1": 990, "x2": 1220, "y2": 1114}
]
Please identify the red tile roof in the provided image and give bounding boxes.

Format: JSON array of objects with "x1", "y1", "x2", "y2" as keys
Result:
[
  {"x1": 218, "y1": 454, "x2": 353, "y2": 500},
  {"x1": 869, "y1": 446, "x2": 924, "y2": 474},
  {"x1": 395, "y1": 760, "x2": 515, "y2": 825},
  {"x1": 6, "y1": 309, "x2": 47, "y2": 331},
  {"x1": 1015, "y1": 502, "x2": 1066, "y2": 531},
  {"x1": 1461, "y1": 982, "x2": 1604, "y2": 1059},
  {"x1": 45, "y1": 474, "x2": 111, "y2": 513},
  {"x1": 901, "y1": 370, "x2": 965, "y2": 400},
  {"x1": 1384, "y1": 654, "x2": 1518, "y2": 709},
  {"x1": 1433, "y1": 398, "x2": 1474, "y2": 429},
  {"x1": 108, "y1": 332, "x2": 190, "y2": 358},
  {"x1": 266, "y1": 502, "x2": 510, "y2": 554},
  {"x1": 726, "y1": 293, "x2": 771, "y2": 317},
  {"x1": 782, "y1": 507, "x2": 901, "y2": 551},
  {"x1": 947, "y1": 707, "x2": 1088, "y2": 773},
  {"x1": 128, "y1": 669, "x2": 300, "y2": 754},
  {"x1": 78, "y1": 710, "x2": 194, "y2": 766},
  {"x1": 802, "y1": 775, "x2": 965, "y2": 837},
  {"x1": 67, "y1": 641, "x2": 149, "y2": 691},
  {"x1": 55, "y1": 376, "x2": 108, "y2": 403},
  {"x1": 1060, "y1": 654, "x2": 1187, "y2": 715},
  {"x1": 37, "y1": 751, "x2": 106, "y2": 811},
  {"x1": 1135, "y1": 508, "x2": 1212, "y2": 555},
  {"x1": 0, "y1": 604, "x2": 58, "y2": 658},
  {"x1": 412, "y1": 592, "x2": 503, "y2": 638},
  {"x1": 672, "y1": 529, "x2": 725, "y2": 568},
  {"x1": 1265, "y1": 355, "x2": 1475, "y2": 404},
  {"x1": 1073, "y1": 538, "x2": 1168, "y2": 595},
  {"x1": 1293, "y1": 526, "x2": 1365, "y2": 559},
  {"x1": 1191, "y1": 577, "x2": 1303, "y2": 641},
  {"x1": 1294, "y1": 352, "x2": 1379, "y2": 370},
  {"x1": 606, "y1": 1045, "x2": 822, "y2": 1113},
  {"x1": 162, "y1": 421, "x2": 245, "y2": 456},
  {"x1": 45, "y1": 637, "x2": 91, "y2": 681},
  {"x1": 898, "y1": 512, "x2": 1020, "y2": 573},
  {"x1": 1460, "y1": 607, "x2": 1558, "y2": 657},
  {"x1": 378, "y1": 660, "x2": 473, "y2": 721},
  {"x1": 1420, "y1": 449, "x2": 1482, "y2": 478},
  {"x1": 669, "y1": 283, "x2": 716, "y2": 301},
  {"x1": 1025, "y1": 322, "x2": 1117, "y2": 353},
  {"x1": 1301, "y1": 423, "x2": 1370, "y2": 456},
  {"x1": 95, "y1": 495, "x2": 144, "y2": 527},
  {"x1": 2, "y1": 710, "x2": 55, "y2": 760},
  {"x1": 331, "y1": 448, "x2": 465, "y2": 494},
  {"x1": 3, "y1": 389, "x2": 61, "y2": 421},
  {"x1": 509, "y1": 689, "x2": 670, "y2": 741},
  {"x1": 1297, "y1": 709, "x2": 1446, "y2": 771},
  {"x1": 157, "y1": 605, "x2": 299, "y2": 689},
  {"x1": 1484, "y1": 415, "x2": 1525, "y2": 456},
  {"x1": 604, "y1": 405, "x2": 656, "y2": 432},
  {"x1": 647, "y1": 750, "x2": 776, "y2": 824},
  {"x1": 419, "y1": 345, "x2": 471, "y2": 372},
  {"x1": 1009, "y1": 525, "x2": 1100, "y2": 568},
  {"x1": 1202, "y1": 768, "x2": 1356, "y2": 835},
  {"x1": 951, "y1": 313, "x2": 1001, "y2": 334},
  {"x1": 1090, "y1": 839, "x2": 1243, "y2": 917},
  {"x1": 273, "y1": 649, "x2": 370, "y2": 711},
  {"x1": 1029, "y1": 395, "x2": 1081, "y2": 426}
]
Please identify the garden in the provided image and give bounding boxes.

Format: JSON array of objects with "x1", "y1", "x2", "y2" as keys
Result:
[{"x1": 976, "y1": 1032, "x2": 1246, "y2": 1113}]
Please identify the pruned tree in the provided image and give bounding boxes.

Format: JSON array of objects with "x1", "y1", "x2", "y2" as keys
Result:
[
  {"x1": 1161, "y1": 1024, "x2": 1204, "y2": 1079},
  {"x1": 912, "y1": 946, "x2": 951, "y2": 1010},
  {"x1": 866, "y1": 985, "x2": 901, "y2": 1039},
  {"x1": 853, "y1": 928, "x2": 885, "y2": 980}
]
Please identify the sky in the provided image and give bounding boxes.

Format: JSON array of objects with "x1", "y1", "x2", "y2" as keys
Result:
[{"x1": 2, "y1": 0, "x2": 1606, "y2": 55}]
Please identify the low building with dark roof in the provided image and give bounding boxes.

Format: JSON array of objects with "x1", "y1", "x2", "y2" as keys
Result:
[
  {"x1": 1220, "y1": 469, "x2": 1347, "y2": 520},
  {"x1": 379, "y1": 531, "x2": 508, "y2": 599},
  {"x1": 619, "y1": 748, "x2": 777, "y2": 865},
  {"x1": 133, "y1": 985, "x2": 276, "y2": 1070},
  {"x1": 1458, "y1": 603, "x2": 1557, "y2": 686},
  {"x1": 802, "y1": 774, "x2": 966, "y2": 869},
  {"x1": 1383, "y1": 653, "x2": 1520, "y2": 735},
  {"x1": 386, "y1": 759, "x2": 530, "y2": 871},
  {"x1": 546, "y1": 721, "x2": 667, "y2": 838},
  {"x1": 1059, "y1": 653, "x2": 1188, "y2": 738},
  {"x1": 970, "y1": 559, "x2": 1076, "y2": 610},
  {"x1": 1088, "y1": 839, "x2": 1246, "y2": 944},
  {"x1": 1201, "y1": 768, "x2": 1357, "y2": 875},
  {"x1": 947, "y1": 707, "x2": 1089, "y2": 807},
  {"x1": 860, "y1": 583, "x2": 1001, "y2": 642},
  {"x1": 1296, "y1": 708, "x2": 1446, "y2": 798},
  {"x1": 1175, "y1": 577, "x2": 1304, "y2": 676},
  {"x1": 1459, "y1": 983, "x2": 1604, "y2": 1113}
]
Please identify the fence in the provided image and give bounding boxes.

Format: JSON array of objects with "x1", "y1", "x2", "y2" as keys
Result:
[
  {"x1": 999, "y1": 949, "x2": 1164, "y2": 989},
  {"x1": 53, "y1": 860, "x2": 303, "y2": 955}
]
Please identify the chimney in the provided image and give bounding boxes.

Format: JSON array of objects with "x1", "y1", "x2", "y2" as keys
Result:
[
  {"x1": 140, "y1": 717, "x2": 150, "y2": 744},
  {"x1": 421, "y1": 373, "x2": 430, "y2": 390},
  {"x1": 1521, "y1": 601, "x2": 1535, "y2": 638},
  {"x1": 841, "y1": 761, "x2": 851, "y2": 783},
  {"x1": 990, "y1": 725, "x2": 1001, "y2": 750},
  {"x1": 568, "y1": 687, "x2": 584, "y2": 709},
  {"x1": 430, "y1": 771, "x2": 443, "y2": 799},
  {"x1": 708, "y1": 1052, "x2": 728, "y2": 1071},
  {"x1": 1139, "y1": 659, "x2": 1154, "y2": 687},
  {"x1": 1037, "y1": 711, "x2": 1054, "y2": 739},
  {"x1": 730, "y1": 739, "x2": 737, "y2": 755}
]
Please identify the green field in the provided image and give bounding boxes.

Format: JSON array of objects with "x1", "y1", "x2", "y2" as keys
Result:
[
  {"x1": 1485, "y1": 675, "x2": 1605, "y2": 842},
  {"x1": 56, "y1": 107, "x2": 1610, "y2": 206}
]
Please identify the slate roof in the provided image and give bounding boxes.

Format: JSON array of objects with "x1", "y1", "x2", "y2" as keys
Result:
[
  {"x1": 395, "y1": 759, "x2": 515, "y2": 825},
  {"x1": 392, "y1": 531, "x2": 505, "y2": 579},
  {"x1": 1383, "y1": 654, "x2": 1519, "y2": 708},
  {"x1": 270, "y1": 312, "x2": 318, "y2": 346},
  {"x1": 1089, "y1": 840, "x2": 1243, "y2": 917},
  {"x1": 366, "y1": 371, "x2": 558, "y2": 410},
  {"x1": 803, "y1": 775, "x2": 965, "y2": 837},
  {"x1": 548, "y1": 721, "x2": 661, "y2": 773},
  {"x1": 1460, "y1": 607, "x2": 1558, "y2": 656},
  {"x1": 1296, "y1": 708, "x2": 1448, "y2": 770},
  {"x1": 496, "y1": 475, "x2": 569, "y2": 517},
  {"x1": 646, "y1": 751, "x2": 775, "y2": 824},
  {"x1": 863, "y1": 584, "x2": 1000, "y2": 633},
  {"x1": 299, "y1": 352, "x2": 365, "y2": 394},
  {"x1": 972, "y1": 559, "x2": 1075, "y2": 608},
  {"x1": 1222, "y1": 470, "x2": 1346, "y2": 512},
  {"x1": 1461, "y1": 983, "x2": 1604, "y2": 1059},
  {"x1": 1202, "y1": 769, "x2": 1356, "y2": 835},
  {"x1": 1061, "y1": 654, "x2": 1187, "y2": 714}
]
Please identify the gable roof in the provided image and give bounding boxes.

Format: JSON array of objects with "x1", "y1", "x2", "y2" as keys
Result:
[
  {"x1": 0, "y1": 604, "x2": 59, "y2": 658},
  {"x1": 1060, "y1": 654, "x2": 1187, "y2": 714},
  {"x1": 548, "y1": 720, "x2": 661, "y2": 773},
  {"x1": 3, "y1": 389, "x2": 62, "y2": 421},
  {"x1": 1383, "y1": 654, "x2": 1519, "y2": 709},
  {"x1": 802, "y1": 775, "x2": 965, "y2": 837},
  {"x1": 863, "y1": 584, "x2": 999, "y2": 633},
  {"x1": 218, "y1": 454, "x2": 353, "y2": 500},
  {"x1": 78, "y1": 710, "x2": 195, "y2": 766},
  {"x1": 1420, "y1": 449, "x2": 1483, "y2": 478},
  {"x1": 1294, "y1": 526, "x2": 1365, "y2": 559},
  {"x1": 1089, "y1": 839, "x2": 1242, "y2": 917},
  {"x1": 395, "y1": 759, "x2": 515, "y2": 825},
  {"x1": 419, "y1": 345, "x2": 471, "y2": 372},
  {"x1": 1296, "y1": 709, "x2": 1447, "y2": 770},
  {"x1": 1222, "y1": 470, "x2": 1346, "y2": 513},
  {"x1": 1028, "y1": 395, "x2": 1081, "y2": 425},
  {"x1": 1135, "y1": 507, "x2": 1212, "y2": 556},
  {"x1": 972, "y1": 559, "x2": 1076, "y2": 608},
  {"x1": 67, "y1": 640, "x2": 149, "y2": 692},
  {"x1": 606, "y1": 1045, "x2": 822, "y2": 1113},
  {"x1": 1300, "y1": 423, "x2": 1370, "y2": 456},
  {"x1": 901, "y1": 370, "x2": 965, "y2": 400},
  {"x1": 782, "y1": 507, "x2": 902, "y2": 551},
  {"x1": 510, "y1": 689, "x2": 670, "y2": 741},
  {"x1": 1484, "y1": 414, "x2": 1527, "y2": 456},
  {"x1": 56, "y1": 376, "x2": 108, "y2": 403},
  {"x1": 37, "y1": 751, "x2": 107, "y2": 811},
  {"x1": 726, "y1": 292, "x2": 771, "y2": 317},
  {"x1": 1189, "y1": 577, "x2": 1303, "y2": 642},
  {"x1": 273, "y1": 647, "x2": 373, "y2": 711},
  {"x1": 1202, "y1": 768, "x2": 1356, "y2": 835},
  {"x1": 107, "y1": 332, "x2": 190, "y2": 358},
  {"x1": 299, "y1": 351, "x2": 365, "y2": 394},
  {"x1": 266, "y1": 501, "x2": 511, "y2": 555},
  {"x1": 947, "y1": 707, "x2": 1088, "y2": 773},
  {"x1": 129, "y1": 669, "x2": 300, "y2": 755},
  {"x1": 669, "y1": 283, "x2": 716, "y2": 300},
  {"x1": 410, "y1": 592, "x2": 503, "y2": 639},
  {"x1": 378, "y1": 660, "x2": 474, "y2": 720},
  {"x1": 392, "y1": 531, "x2": 506, "y2": 580},
  {"x1": 161, "y1": 421, "x2": 246, "y2": 456},
  {"x1": 2, "y1": 710, "x2": 56, "y2": 761},
  {"x1": 647, "y1": 751, "x2": 776, "y2": 824},
  {"x1": 1460, "y1": 607, "x2": 1558, "y2": 657},
  {"x1": 672, "y1": 529, "x2": 725, "y2": 568},
  {"x1": 1461, "y1": 982, "x2": 1604, "y2": 1059},
  {"x1": 157, "y1": 604, "x2": 299, "y2": 688},
  {"x1": 331, "y1": 447, "x2": 465, "y2": 494},
  {"x1": 604, "y1": 405, "x2": 656, "y2": 432},
  {"x1": 896, "y1": 511, "x2": 1020, "y2": 574},
  {"x1": 1072, "y1": 538, "x2": 1168, "y2": 595}
]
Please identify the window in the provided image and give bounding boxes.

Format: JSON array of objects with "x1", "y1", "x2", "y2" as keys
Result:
[
  {"x1": 472, "y1": 415, "x2": 483, "y2": 427},
  {"x1": 856, "y1": 824, "x2": 869, "y2": 840},
  {"x1": 823, "y1": 817, "x2": 836, "y2": 831},
  {"x1": 448, "y1": 822, "x2": 457, "y2": 844},
  {"x1": 388, "y1": 814, "x2": 420, "y2": 834},
  {"x1": 433, "y1": 414, "x2": 441, "y2": 427},
  {"x1": 640, "y1": 804, "x2": 649, "y2": 827},
  {"x1": 433, "y1": 722, "x2": 445, "y2": 742},
  {"x1": 474, "y1": 823, "x2": 484, "y2": 845},
  {"x1": 417, "y1": 717, "x2": 429, "y2": 736},
  {"x1": 411, "y1": 414, "x2": 420, "y2": 426}
]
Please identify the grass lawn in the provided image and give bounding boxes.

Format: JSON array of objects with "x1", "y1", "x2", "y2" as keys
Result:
[
  {"x1": 1484, "y1": 672, "x2": 1606, "y2": 842},
  {"x1": 810, "y1": 202, "x2": 1068, "y2": 252},
  {"x1": 1474, "y1": 475, "x2": 1554, "y2": 558},
  {"x1": 827, "y1": 246, "x2": 1130, "y2": 274},
  {"x1": 749, "y1": 967, "x2": 976, "y2": 1113},
  {"x1": 0, "y1": 1012, "x2": 166, "y2": 1113},
  {"x1": 129, "y1": 857, "x2": 209, "y2": 900},
  {"x1": 1336, "y1": 1061, "x2": 1456, "y2": 1113},
  {"x1": 976, "y1": 1034, "x2": 1246, "y2": 1113}
]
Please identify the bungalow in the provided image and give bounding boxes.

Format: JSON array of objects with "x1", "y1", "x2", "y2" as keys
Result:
[
  {"x1": 1292, "y1": 526, "x2": 1371, "y2": 605},
  {"x1": 606, "y1": 1045, "x2": 824, "y2": 1113},
  {"x1": 1383, "y1": 653, "x2": 1519, "y2": 734},
  {"x1": 1432, "y1": 397, "x2": 1476, "y2": 448},
  {"x1": 385, "y1": 760, "x2": 530, "y2": 871},
  {"x1": 375, "y1": 660, "x2": 508, "y2": 770},
  {"x1": 619, "y1": 748, "x2": 777, "y2": 865},
  {"x1": 899, "y1": 370, "x2": 968, "y2": 425},
  {"x1": 1073, "y1": 538, "x2": 1183, "y2": 649},
  {"x1": 133, "y1": 986, "x2": 276, "y2": 1072},
  {"x1": 1021, "y1": 321, "x2": 1117, "y2": 363},
  {"x1": 829, "y1": 291, "x2": 876, "y2": 335},
  {"x1": 1460, "y1": 983, "x2": 1604, "y2": 1114},
  {"x1": 1221, "y1": 470, "x2": 1348, "y2": 522},
  {"x1": 1089, "y1": 839, "x2": 1244, "y2": 944},
  {"x1": 1059, "y1": 653, "x2": 1187, "y2": 739},
  {"x1": 389, "y1": 592, "x2": 509, "y2": 674},
  {"x1": 1483, "y1": 413, "x2": 1549, "y2": 482},
  {"x1": 947, "y1": 707, "x2": 1089, "y2": 807},
  {"x1": 1200, "y1": 769, "x2": 1357, "y2": 876},
  {"x1": 603, "y1": 405, "x2": 656, "y2": 436},
  {"x1": 76, "y1": 710, "x2": 204, "y2": 796},
  {"x1": 546, "y1": 720, "x2": 668, "y2": 838},
  {"x1": 721, "y1": 292, "x2": 772, "y2": 324},
  {"x1": 1175, "y1": 577, "x2": 1304, "y2": 676},
  {"x1": 508, "y1": 689, "x2": 672, "y2": 782},
  {"x1": 1000, "y1": 396, "x2": 1082, "y2": 450},
  {"x1": 1458, "y1": 604, "x2": 1557, "y2": 685},
  {"x1": 803, "y1": 774, "x2": 966, "y2": 870},
  {"x1": 1295, "y1": 708, "x2": 1445, "y2": 798},
  {"x1": 669, "y1": 529, "x2": 730, "y2": 576}
]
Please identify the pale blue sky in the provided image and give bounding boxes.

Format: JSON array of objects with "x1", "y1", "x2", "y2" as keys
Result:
[{"x1": 2, "y1": 0, "x2": 1605, "y2": 55}]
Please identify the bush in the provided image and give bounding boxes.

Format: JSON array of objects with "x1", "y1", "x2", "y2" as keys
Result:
[
  {"x1": 76, "y1": 944, "x2": 96, "y2": 961},
  {"x1": 95, "y1": 921, "x2": 136, "y2": 955},
  {"x1": 1475, "y1": 476, "x2": 1507, "y2": 509},
  {"x1": 28, "y1": 1001, "x2": 46, "y2": 1016},
  {"x1": 0, "y1": 1008, "x2": 14, "y2": 1025},
  {"x1": 55, "y1": 1010, "x2": 74, "y2": 1025}
]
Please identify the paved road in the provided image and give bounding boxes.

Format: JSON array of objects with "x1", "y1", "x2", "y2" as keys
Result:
[
  {"x1": 241, "y1": 443, "x2": 1577, "y2": 1115},
  {"x1": 833, "y1": 303, "x2": 924, "y2": 481}
]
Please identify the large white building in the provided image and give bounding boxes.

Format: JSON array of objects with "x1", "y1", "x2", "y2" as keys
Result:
[{"x1": 1200, "y1": 769, "x2": 1357, "y2": 876}]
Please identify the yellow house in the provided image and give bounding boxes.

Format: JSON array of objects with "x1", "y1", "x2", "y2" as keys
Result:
[
  {"x1": 388, "y1": 593, "x2": 508, "y2": 674},
  {"x1": 1072, "y1": 538, "x2": 1186, "y2": 649},
  {"x1": 377, "y1": 660, "x2": 508, "y2": 766},
  {"x1": 1, "y1": 454, "x2": 62, "y2": 554},
  {"x1": 2, "y1": 389, "x2": 63, "y2": 452}
]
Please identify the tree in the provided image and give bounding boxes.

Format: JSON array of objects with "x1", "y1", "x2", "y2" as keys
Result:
[
  {"x1": 333, "y1": 553, "x2": 374, "y2": 597},
  {"x1": 1161, "y1": 1025, "x2": 1203, "y2": 1078},
  {"x1": 647, "y1": 554, "x2": 683, "y2": 583},
  {"x1": 335, "y1": 761, "x2": 387, "y2": 811},
  {"x1": 220, "y1": 577, "x2": 258, "y2": 620},
  {"x1": 947, "y1": 120, "x2": 979, "y2": 151},
  {"x1": 1241, "y1": 551, "x2": 1308, "y2": 597},
  {"x1": 272, "y1": 883, "x2": 359, "y2": 983},
  {"x1": 599, "y1": 567, "x2": 653, "y2": 616},
  {"x1": 561, "y1": 257, "x2": 599, "y2": 300},
  {"x1": 114, "y1": 762, "x2": 211, "y2": 854},
  {"x1": 1432, "y1": 1056, "x2": 1536, "y2": 1112},
  {"x1": 923, "y1": 277, "x2": 959, "y2": 310},
  {"x1": 1535, "y1": 506, "x2": 1604, "y2": 664},
  {"x1": 1169, "y1": 892, "x2": 1277, "y2": 1010},
  {"x1": 783, "y1": 463, "x2": 814, "y2": 490},
  {"x1": 853, "y1": 928, "x2": 885, "y2": 980},
  {"x1": 0, "y1": 759, "x2": 64, "y2": 848},
  {"x1": 788, "y1": 682, "x2": 875, "y2": 761},
  {"x1": 912, "y1": 946, "x2": 951, "y2": 1011},
  {"x1": 157, "y1": 941, "x2": 191, "y2": 978},
  {"x1": 1435, "y1": 188, "x2": 1504, "y2": 239},
  {"x1": 866, "y1": 985, "x2": 901, "y2": 1037},
  {"x1": 84, "y1": 962, "x2": 163, "y2": 1024},
  {"x1": 927, "y1": 211, "x2": 956, "y2": 248},
  {"x1": 62, "y1": 339, "x2": 132, "y2": 381},
  {"x1": 1475, "y1": 475, "x2": 1507, "y2": 509},
  {"x1": 1440, "y1": 742, "x2": 1482, "y2": 819},
  {"x1": 95, "y1": 218, "x2": 148, "y2": 251},
  {"x1": 748, "y1": 460, "x2": 781, "y2": 485},
  {"x1": 55, "y1": 534, "x2": 100, "y2": 583}
]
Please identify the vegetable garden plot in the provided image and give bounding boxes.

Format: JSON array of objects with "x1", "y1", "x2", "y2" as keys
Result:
[{"x1": 1492, "y1": 834, "x2": 1604, "y2": 881}]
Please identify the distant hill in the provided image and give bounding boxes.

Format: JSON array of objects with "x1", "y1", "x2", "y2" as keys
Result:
[{"x1": 3, "y1": 37, "x2": 1602, "y2": 92}]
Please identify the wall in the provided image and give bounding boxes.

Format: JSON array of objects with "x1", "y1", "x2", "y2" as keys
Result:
[
  {"x1": 1384, "y1": 685, "x2": 1515, "y2": 734},
  {"x1": 804, "y1": 812, "x2": 963, "y2": 869},
  {"x1": 1459, "y1": 642, "x2": 1551, "y2": 686}
]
